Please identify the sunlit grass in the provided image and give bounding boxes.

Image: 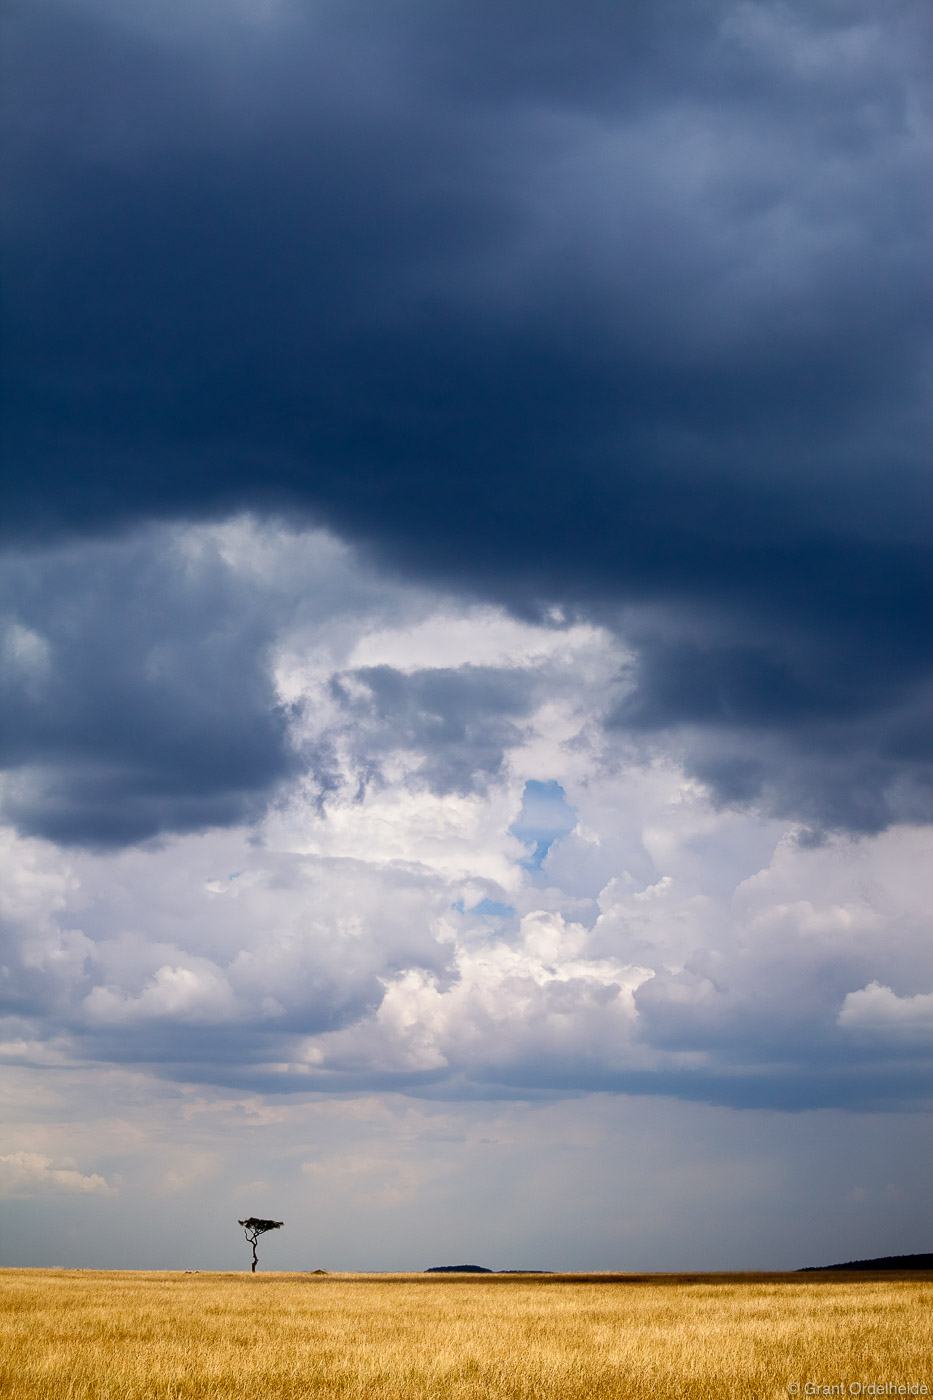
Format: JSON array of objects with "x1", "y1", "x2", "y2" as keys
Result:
[{"x1": 1, "y1": 1268, "x2": 929, "y2": 1398}]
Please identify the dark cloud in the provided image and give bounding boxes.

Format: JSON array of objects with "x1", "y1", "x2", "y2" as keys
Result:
[
  {"x1": 0, "y1": 530, "x2": 295, "y2": 845},
  {"x1": 613, "y1": 624, "x2": 933, "y2": 830},
  {"x1": 1, "y1": 0, "x2": 931, "y2": 833},
  {"x1": 331, "y1": 664, "x2": 535, "y2": 796}
]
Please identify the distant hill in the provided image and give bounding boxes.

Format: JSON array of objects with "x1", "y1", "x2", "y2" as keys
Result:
[
  {"x1": 425, "y1": 1265, "x2": 492, "y2": 1273},
  {"x1": 424, "y1": 1265, "x2": 555, "y2": 1274},
  {"x1": 799, "y1": 1253, "x2": 933, "y2": 1271}
]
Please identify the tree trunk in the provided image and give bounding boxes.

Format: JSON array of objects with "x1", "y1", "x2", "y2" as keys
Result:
[{"x1": 251, "y1": 1240, "x2": 258, "y2": 1273}]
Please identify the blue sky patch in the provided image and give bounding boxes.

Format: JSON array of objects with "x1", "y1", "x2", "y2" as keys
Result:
[{"x1": 510, "y1": 780, "x2": 578, "y2": 870}]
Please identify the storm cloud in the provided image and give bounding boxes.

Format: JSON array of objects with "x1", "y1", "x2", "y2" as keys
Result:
[
  {"x1": 0, "y1": 526, "x2": 297, "y2": 844},
  {"x1": 2, "y1": 0, "x2": 931, "y2": 832}
]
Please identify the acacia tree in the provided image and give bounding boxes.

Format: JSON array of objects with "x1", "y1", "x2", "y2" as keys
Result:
[{"x1": 237, "y1": 1217, "x2": 284, "y2": 1273}]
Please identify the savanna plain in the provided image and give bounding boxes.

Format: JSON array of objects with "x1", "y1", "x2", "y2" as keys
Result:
[{"x1": 1, "y1": 1268, "x2": 930, "y2": 1400}]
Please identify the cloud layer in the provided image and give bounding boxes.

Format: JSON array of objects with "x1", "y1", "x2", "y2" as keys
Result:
[
  {"x1": 3, "y1": 0, "x2": 931, "y2": 830},
  {"x1": 2, "y1": 542, "x2": 930, "y2": 1115}
]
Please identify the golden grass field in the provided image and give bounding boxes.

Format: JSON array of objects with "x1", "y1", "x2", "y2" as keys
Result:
[{"x1": 1, "y1": 1268, "x2": 930, "y2": 1400}]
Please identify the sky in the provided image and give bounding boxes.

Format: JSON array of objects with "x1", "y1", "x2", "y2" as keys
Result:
[{"x1": 1, "y1": 0, "x2": 931, "y2": 1272}]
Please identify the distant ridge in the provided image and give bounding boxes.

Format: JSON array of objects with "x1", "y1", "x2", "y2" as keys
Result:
[
  {"x1": 798, "y1": 1253, "x2": 933, "y2": 1271},
  {"x1": 425, "y1": 1265, "x2": 493, "y2": 1273},
  {"x1": 424, "y1": 1265, "x2": 555, "y2": 1274}
]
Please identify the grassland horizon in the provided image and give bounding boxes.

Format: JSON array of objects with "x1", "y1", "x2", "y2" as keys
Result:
[{"x1": 2, "y1": 1266, "x2": 930, "y2": 1399}]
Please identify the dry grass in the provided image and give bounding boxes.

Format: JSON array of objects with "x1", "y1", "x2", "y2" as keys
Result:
[{"x1": 1, "y1": 1268, "x2": 930, "y2": 1399}]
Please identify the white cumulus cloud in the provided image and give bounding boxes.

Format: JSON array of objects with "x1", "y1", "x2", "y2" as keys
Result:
[
  {"x1": 0, "y1": 1151, "x2": 115, "y2": 1198},
  {"x1": 838, "y1": 981, "x2": 933, "y2": 1038}
]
